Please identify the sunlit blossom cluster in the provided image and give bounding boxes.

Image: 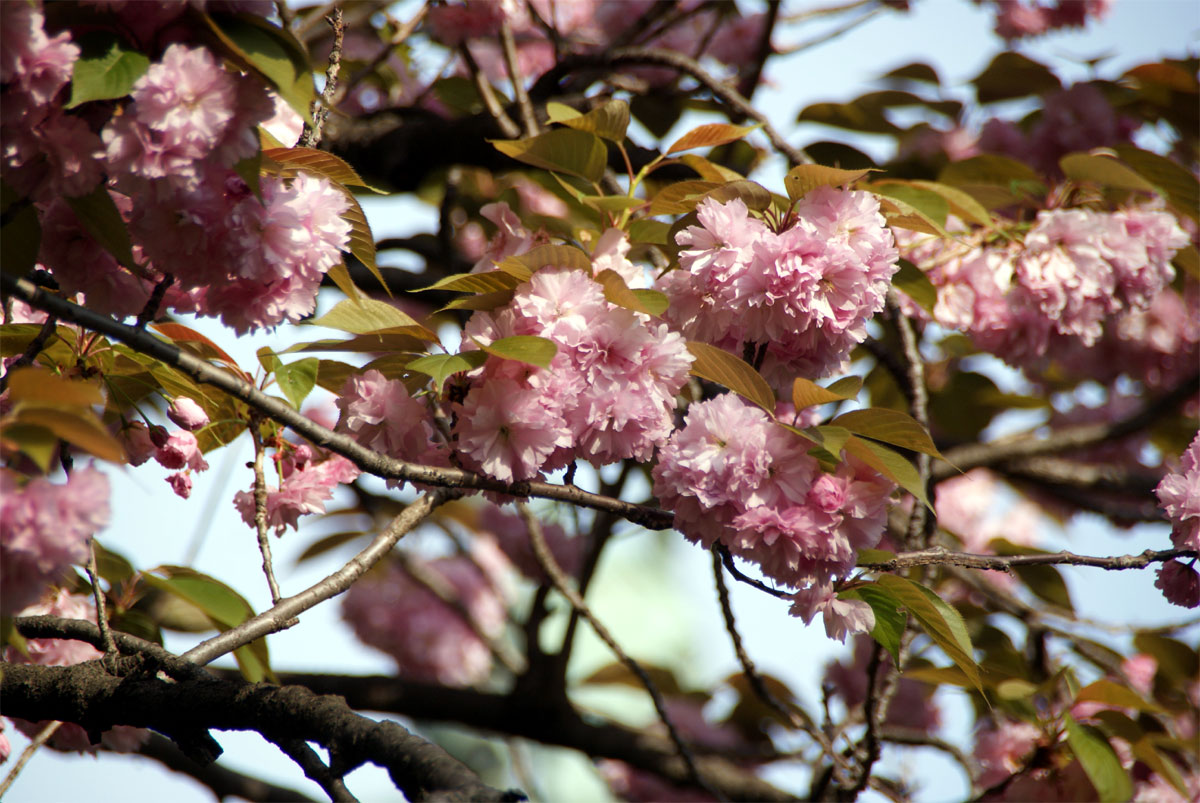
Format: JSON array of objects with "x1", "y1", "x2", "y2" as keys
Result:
[
  {"x1": 335, "y1": 370, "x2": 448, "y2": 486},
  {"x1": 454, "y1": 267, "x2": 693, "y2": 482},
  {"x1": 234, "y1": 453, "x2": 361, "y2": 536},
  {"x1": 3, "y1": 591, "x2": 150, "y2": 754},
  {"x1": 0, "y1": 468, "x2": 110, "y2": 615},
  {"x1": 652, "y1": 394, "x2": 894, "y2": 640},
  {"x1": 909, "y1": 206, "x2": 1188, "y2": 369},
  {"x1": 659, "y1": 191, "x2": 899, "y2": 389},
  {"x1": 342, "y1": 554, "x2": 508, "y2": 686},
  {"x1": 980, "y1": 0, "x2": 1113, "y2": 42}
]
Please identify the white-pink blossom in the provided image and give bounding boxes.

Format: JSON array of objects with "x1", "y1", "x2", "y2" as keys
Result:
[
  {"x1": 154, "y1": 430, "x2": 209, "y2": 472},
  {"x1": 234, "y1": 455, "x2": 361, "y2": 535},
  {"x1": 167, "y1": 397, "x2": 210, "y2": 431},
  {"x1": 1156, "y1": 432, "x2": 1200, "y2": 552}
]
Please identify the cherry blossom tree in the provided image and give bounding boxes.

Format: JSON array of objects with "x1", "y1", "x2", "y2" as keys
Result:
[{"x1": 1, "y1": 1, "x2": 1197, "y2": 801}]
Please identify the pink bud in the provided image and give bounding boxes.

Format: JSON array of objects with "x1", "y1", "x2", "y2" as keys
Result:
[
  {"x1": 167, "y1": 397, "x2": 209, "y2": 431},
  {"x1": 149, "y1": 425, "x2": 170, "y2": 448}
]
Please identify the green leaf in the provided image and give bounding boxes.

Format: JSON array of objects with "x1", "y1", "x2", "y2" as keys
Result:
[
  {"x1": 875, "y1": 574, "x2": 982, "y2": 695},
  {"x1": 141, "y1": 566, "x2": 272, "y2": 682},
  {"x1": 491, "y1": 129, "x2": 608, "y2": 183},
  {"x1": 678, "y1": 154, "x2": 745, "y2": 182},
  {"x1": 295, "y1": 531, "x2": 369, "y2": 564},
  {"x1": 472, "y1": 335, "x2": 556, "y2": 368},
  {"x1": 67, "y1": 32, "x2": 150, "y2": 108},
  {"x1": 631, "y1": 289, "x2": 669, "y2": 316},
  {"x1": 703, "y1": 179, "x2": 773, "y2": 211},
  {"x1": 666, "y1": 123, "x2": 759, "y2": 155},
  {"x1": 581, "y1": 194, "x2": 646, "y2": 213},
  {"x1": 12, "y1": 406, "x2": 127, "y2": 464},
  {"x1": 843, "y1": 584, "x2": 906, "y2": 664},
  {"x1": 875, "y1": 192, "x2": 948, "y2": 236},
  {"x1": 66, "y1": 183, "x2": 138, "y2": 269},
  {"x1": 891, "y1": 258, "x2": 938, "y2": 314},
  {"x1": 594, "y1": 269, "x2": 663, "y2": 315},
  {"x1": 881, "y1": 62, "x2": 940, "y2": 85},
  {"x1": 1060, "y1": 153, "x2": 1158, "y2": 193},
  {"x1": 92, "y1": 540, "x2": 136, "y2": 585},
  {"x1": 686, "y1": 342, "x2": 774, "y2": 412},
  {"x1": 938, "y1": 155, "x2": 1046, "y2": 209},
  {"x1": 283, "y1": 331, "x2": 432, "y2": 355},
  {"x1": 234, "y1": 149, "x2": 263, "y2": 202},
  {"x1": 843, "y1": 436, "x2": 931, "y2": 510},
  {"x1": 263, "y1": 147, "x2": 387, "y2": 194},
  {"x1": 439, "y1": 289, "x2": 517, "y2": 313},
  {"x1": 0, "y1": 423, "x2": 59, "y2": 473},
  {"x1": 1064, "y1": 714, "x2": 1133, "y2": 803},
  {"x1": 648, "y1": 180, "x2": 723, "y2": 215},
  {"x1": 871, "y1": 182, "x2": 949, "y2": 228},
  {"x1": 784, "y1": 165, "x2": 875, "y2": 202},
  {"x1": 1131, "y1": 737, "x2": 1190, "y2": 798},
  {"x1": 1131, "y1": 634, "x2": 1197, "y2": 683},
  {"x1": 494, "y1": 244, "x2": 594, "y2": 279},
  {"x1": 341, "y1": 194, "x2": 387, "y2": 295},
  {"x1": 153, "y1": 322, "x2": 245, "y2": 374},
  {"x1": 792, "y1": 377, "x2": 858, "y2": 410},
  {"x1": 629, "y1": 219, "x2": 672, "y2": 245},
  {"x1": 273, "y1": 357, "x2": 319, "y2": 410},
  {"x1": 908, "y1": 180, "x2": 993, "y2": 227},
  {"x1": 972, "y1": 52, "x2": 1061, "y2": 104},
  {"x1": 826, "y1": 375, "x2": 864, "y2": 398},
  {"x1": 405, "y1": 351, "x2": 488, "y2": 394},
  {"x1": 307, "y1": 297, "x2": 432, "y2": 337},
  {"x1": 800, "y1": 424, "x2": 851, "y2": 458},
  {"x1": 832, "y1": 408, "x2": 943, "y2": 459},
  {"x1": 205, "y1": 12, "x2": 314, "y2": 123},
  {"x1": 1075, "y1": 679, "x2": 1163, "y2": 714},
  {"x1": 1112, "y1": 145, "x2": 1200, "y2": 221},
  {"x1": 417, "y1": 271, "x2": 524, "y2": 294},
  {"x1": 550, "y1": 98, "x2": 630, "y2": 143}
]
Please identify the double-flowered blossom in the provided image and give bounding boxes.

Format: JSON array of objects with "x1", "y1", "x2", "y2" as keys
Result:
[
  {"x1": 1154, "y1": 433, "x2": 1200, "y2": 608},
  {"x1": 660, "y1": 190, "x2": 899, "y2": 388},
  {"x1": 234, "y1": 454, "x2": 361, "y2": 536},
  {"x1": 454, "y1": 267, "x2": 693, "y2": 482},
  {"x1": 342, "y1": 555, "x2": 507, "y2": 686},
  {"x1": 0, "y1": 467, "x2": 110, "y2": 615},
  {"x1": 652, "y1": 393, "x2": 894, "y2": 639},
  {"x1": 335, "y1": 370, "x2": 448, "y2": 486},
  {"x1": 4, "y1": 591, "x2": 148, "y2": 753}
]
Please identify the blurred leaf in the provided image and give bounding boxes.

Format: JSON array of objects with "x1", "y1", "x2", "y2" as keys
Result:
[
  {"x1": 13, "y1": 407, "x2": 126, "y2": 463},
  {"x1": 141, "y1": 566, "x2": 272, "y2": 682},
  {"x1": 0, "y1": 423, "x2": 59, "y2": 473},
  {"x1": 1, "y1": 187, "x2": 40, "y2": 277},
  {"x1": 666, "y1": 123, "x2": 759, "y2": 155},
  {"x1": 891, "y1": 258, "x2": 938, "y2": 315},
  {"x1": 66, "y1": 183, "x2": 138, "y2": 268},
  {"x1": 908, "y1": 180, "x2": 993, "y2": 227},
  {"x1": 686, "y1": 342, "x2": 775, "y2": 412},
  {"x1": 284, "y1": 331, "x2": 432, "y2": 354},
  {"x1": 307, "y1": 297, "x2": 434, "y2": 339},
  {"x1": 495, "y1": 244, "x2": 593, "y2": 280},
  {"x1": 1064, "y1": 714, "x2": 1133, "y2": 803},
  {"x1": 418, "y1": 271, "x2": 523, "y2": 294},
  {"x1": 581, "y1": 194, "x2": 646, "y2": 213},
  {"x1": 433, "y1": 76, "x2": 483, "y2": 115},
  {"x1": 1060, "y1": 153, "x2": 1158, "y2": 193},
  {"x1": 939, "y1": 154, "x2": 1046, "y2": 209},
  {"x1": 702, "y1": 179, "x2": 773, "y2": 211},
  {"x1": 295, "y1": 531, "x2": 369, "y2": 564},
  {"x1": 629, "y1": 219, "x2": 671, "y2": 245},
  {"x1": 784, "y1": 165, "x2": 875, "y2": 202},
  {"x1": 1132, "y1": 633, "x2": 1198, "y2": 683},
  {"x1": 832, "y1": 407, "x2": 944, "y2": 459},
  {"x1": 843, "y1": 584, "x2": 905, "y2": 664},
  {"x1": 152, "y1": 323, "x2": 244, "y2": 374},
  {"x1": 92, "y1": 540, "x2": 136, "y2": 585},
  {"x1": 1131, "y1": 737, "x2": 1189, "y2": 798},
  {"x1": 491, "y1": 129, "x2": 607, "y2": 183},
  {"x1": 876, "y1": 575, "x2": 982, "y2": 695},
  {"x1": 631, "y1": 289, "x2": 669, "y2": 316},
  {"x1": 972, "y1": 52, "x2": 1061, "y2": 104},
  {"x1": 989, "y1": 538, "x2": 1074, "y2": 611},
  {"x1": 263, "y1": 146, "x2": 387, "y2": 193},
  {"x1": 204, "y1": 11, "x2": 313, "y2": 122},
  {"x1": 405, "y1": 351, "x2": 488, "y2": 394},
  {"x1": 5, "y1": 367, "x2": 103, "y2": 407},
  {"x1": 678, "y1": 154, "x2": 744, "y2": 182},
  {"x1": 648, "y1": 180, "x2": 723, "y2": 215},
  {"x1": 801, "y1": 141, "x2": 877, "y2": 171},
  {"x1": 549, "y1": 98, "x2": 630, "y2": 142},
  {"x1": 881, "y1": 62, "x2": 940, "y2": 84},
  {"x1": 67, "y1": 32, "x2": 150, "y2": 108},
  {"x1": 581, "y1": 662, "x2": 685, "y2": 695},
  {"x1": 1112, "y1": 145, "x2": 1199, "y2": 221},
  {"x1": 1075, "y1": 679, "x2": 1163, "y2": 714},
  {"x1": 472, "y1": 335, "x2": 556, "y2": 368}
]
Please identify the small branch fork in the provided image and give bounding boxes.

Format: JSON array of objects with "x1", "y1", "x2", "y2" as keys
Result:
[{"x1": 518, "y1": 504, "x2": 721, "y2": 801}]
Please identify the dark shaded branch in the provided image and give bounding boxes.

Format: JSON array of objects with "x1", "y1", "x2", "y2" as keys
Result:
[
  {"x1": 271, "y1": 737, "x2": 358, "y2": 803},
  {"x1": 857, "y1": 546, "x2": 1197, "y2": 573},
  {"x1": 139, "y1": 732, "x2": 319, "y2": 803},
  {"x1": 0, "y1": 661, "x2": 516, "y2": 803}
]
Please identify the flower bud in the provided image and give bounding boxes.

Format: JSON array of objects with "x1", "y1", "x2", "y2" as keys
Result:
[{"x1": 167, "y1": 397, "x2": 209, "y2": 431}]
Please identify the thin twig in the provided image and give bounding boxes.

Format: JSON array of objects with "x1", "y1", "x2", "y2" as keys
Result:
[
  {"x1": 518, "y1": 503, "x2": 722, "y2": 801},
  {"x1": 85, "y1": 541, "x2": 119, "y2": 673},
  {"x1": 180, "y1": 488, "x2": 454, "y2": 667},
  {"x1": 859, "y1": 546, "x2": 1199, "y2": 573},
  {"x1": 888, "y1": 294, "x2": 932, "y2": 549},
  {"x1": 299, "y1": 8, "x2": 345, "y2": 149},
  {"x1": 775, "y1": 4, "x2": 887, "y2": 56},
  {"x1": 460, "y1": 44, "x2": 520, "y2": 139},
  {"x1": 135, "y1": 273, "x2": 174, "y2": 330},
  {"x1": 249, "y1": 414, "x2": 285, "y2": 606},
  {"x1": 499, "y1": 20, "x2": 539, "y2": 138},
  {"x1": 717, "y1": 544, "x2": 791, "y2": 599},
  {"x1": 0, "y1": 316, "x2": 57, "y2": 393},
  {"x1": 0, "y1": 721, "x2": 62, "y2": 797}
]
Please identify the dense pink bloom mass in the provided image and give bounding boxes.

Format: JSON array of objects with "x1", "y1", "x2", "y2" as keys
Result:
[
  {"x1": 660, "y1": 191, "x2": 898, "y2": 387},
  {"x1": 1156, "y1": 432, "x2": 1200, "y2": 553},
  {"x1": 0, "y1": 467, "x2": 110, "y2": 614},
  {"x1": 454, "y1": 267, "x2": 693, "y2": 482},
  {"x1": 4, "y1": 591, "x2": 148, "y2": 753},
  {"x1": 335, "y1": 370, "x2": 447, "y2": 486},
  {"x1": 234, "y1": 455, "x2": 361, "y2": 535},
  {"x1": 653, "y1": 393, "x2": 894, "y2": 630},
  {"x1": 342, "y1": 556, "x2": 507, "y2": 686}
]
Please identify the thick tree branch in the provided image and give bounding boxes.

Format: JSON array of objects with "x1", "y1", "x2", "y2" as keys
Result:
[
  {"x1": 2, "y1": 274, "x2": 676, "y2": 533},
  {"x1": 0, "y1": 661, "x2": 516, "y2": 803},
  {"x1": 857, "y1": 546, "x2": 1197, "y2": 573},
  {"x1": 139, "y1": 732, "x2": 319, "y2": 803}
]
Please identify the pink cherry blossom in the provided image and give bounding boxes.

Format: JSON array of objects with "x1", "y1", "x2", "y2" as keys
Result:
[
  {"x1": 342, "y1": 555, "x2": 507, "y2": 686},
  {"x1": 234, "y1": 455, "x2": 361, "y2": 535},
  {"x1": 1155, "y1": 432, "x2": 1200, "y2": 552},
  {"x1": 1154, "y1": 560, "x2": 1200, "y2": 609},
  {"x1": 788, "y1": 584, "x2": 876, "y2": 643},
  {"x1": 154, "y1": 430, "x2": 209, "y2": 472},
  {"x1": 1, "y1": 467, "x2": 110, "y2": 614},
  {"x1": 336, "y1": 370, "x2": 448, "y2": 485},
  {"x1": 167, "y1": 397, "x2": 210, "y2": 431},
  {"x1": 166, "y1": 471, "x2": 193, "y2": 500},
  {"x1": 974, "y1": 718, "x2": 1043, "y2": 788},
  {"x1": 478, "y1": 503, "x2": 582, "y2": 582}
]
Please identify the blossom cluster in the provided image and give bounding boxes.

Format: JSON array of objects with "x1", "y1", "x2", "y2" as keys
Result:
[
  {"x1": 120, "y1": 417, "x2": 211, "y2": 501},
  {"x1": 3, "y1": 590, "x2": 149, "y2": 753},
  {"x1": 1154, "y1": 432, "x2": 1200, "y2": 608},
  {"x1": 652, "y1": 394, "x2": 894, "y2": 640},
  {"x1": 341, "y1": 553, "x2": 508, "y2": 686},
  {"x1": 659, "y1": 190, "x2": 899, "y2": 389},
  {"x1": 979, "y1": 0, "x2": 1113, "y2": 42},
  {"x1": 335, "y1": 370, "x2": 448, "y2": 485},
  {"x1": 908, "y1": 206, "x2": 1188, "y2": 372},
  {"x1": 234, "y1": 453, "x2": 362, "y2": 536},
  {"x1": 454, "y1": 266, "x2": 693, "y2": 482},
  {"x1": 0, "y1": 468, "x2": 110, "y2": 615},
  {"x1": 2, "y1": 5, "x2": 353, "y2": 333}
]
